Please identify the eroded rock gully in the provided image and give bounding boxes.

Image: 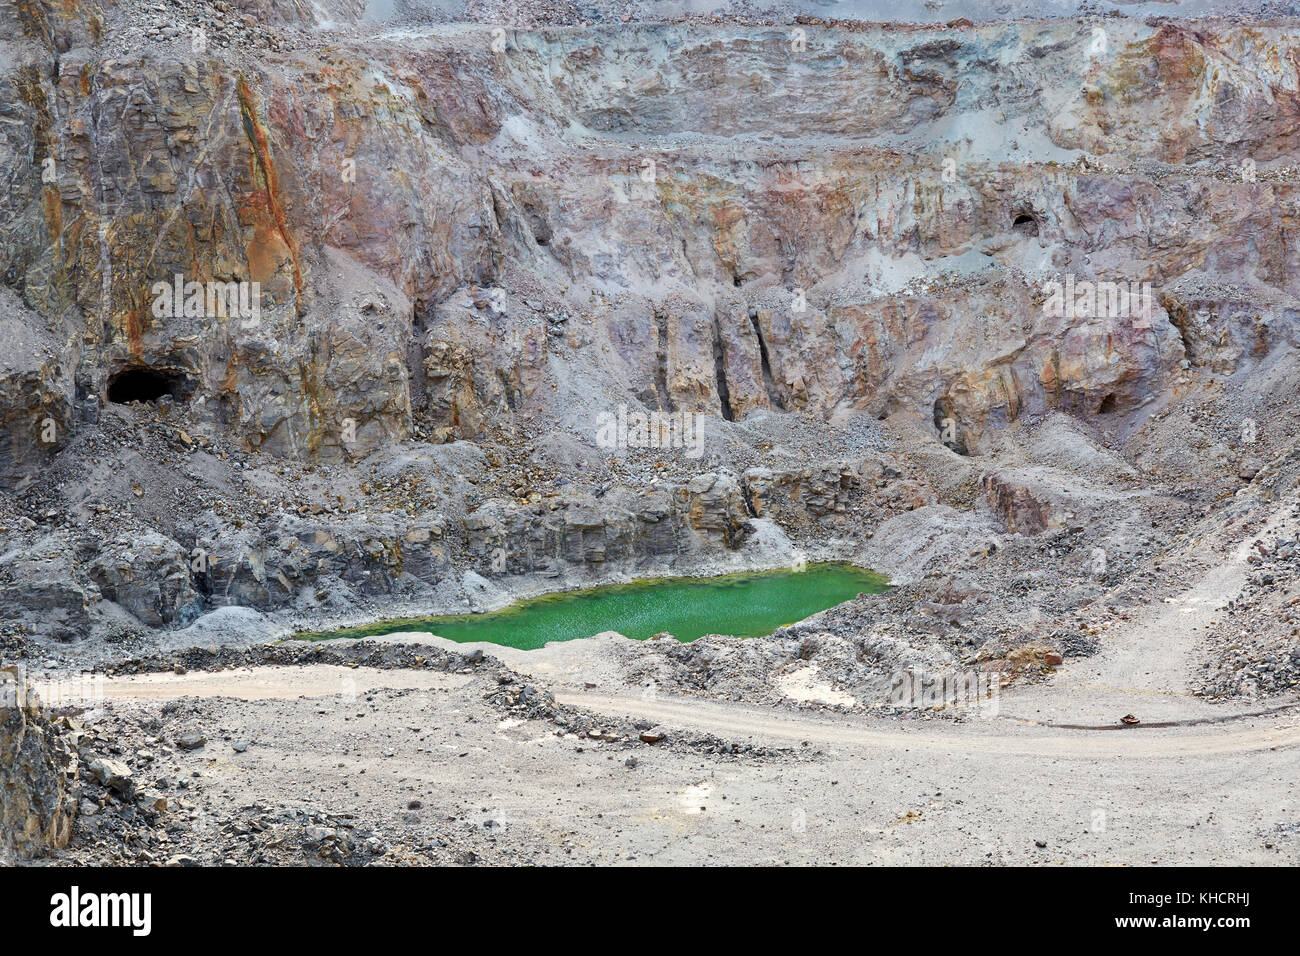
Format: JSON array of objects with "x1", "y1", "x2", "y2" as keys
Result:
[{"x1": 2, "y1": 0, "x2": 1300, "y2": 863}]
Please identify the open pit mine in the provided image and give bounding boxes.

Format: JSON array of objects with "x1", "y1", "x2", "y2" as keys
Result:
[{"x1": 0, "y1": 0, "x2": 1298, "y2": 884}]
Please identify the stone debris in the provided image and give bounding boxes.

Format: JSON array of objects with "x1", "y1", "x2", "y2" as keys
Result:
[{"x1": 1, "y1": 0, "x2": 1299, "y2": 867}]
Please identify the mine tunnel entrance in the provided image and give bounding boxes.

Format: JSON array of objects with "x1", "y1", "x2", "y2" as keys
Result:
[
  {"x1": 1012, "y1": 213, "x2": 1039, "y2": 237},
  {"x1": 107, "y1": 367, "x2": 189, "y2": 405},
  {"x1": 933, "y1": 397, "x2": 969, "y2": 456}
]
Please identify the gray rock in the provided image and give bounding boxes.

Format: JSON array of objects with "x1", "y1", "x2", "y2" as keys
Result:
[
  {"x1": 88, "y1": 757, "x2": 135, "y2": 797},
  {"x1": 303, "y1": 825, "x2": 336, "y2": 846},
  {"x1": 1, "y1": 678, "x2": 78, "y2": 858}
]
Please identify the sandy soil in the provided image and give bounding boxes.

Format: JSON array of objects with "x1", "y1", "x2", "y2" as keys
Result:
[{"x1": 73, "y1": 662, "x2": 1299, "y2": 866}]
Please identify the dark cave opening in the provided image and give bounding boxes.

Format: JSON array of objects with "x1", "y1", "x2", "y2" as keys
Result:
[
  {"x1": 1012, "y1": 213, "x2": 1039, "y2": 237},
  {"x1": 107, "y1": 367, "x2": 188, "y2": 405},
  {"x1": 933, "y1": 397, "x2": 969, "y2": 456}
]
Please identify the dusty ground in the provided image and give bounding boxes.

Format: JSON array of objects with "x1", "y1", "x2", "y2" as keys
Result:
[{"x1": 50, "y1": 654, "x2": 1300, "y2": 866}]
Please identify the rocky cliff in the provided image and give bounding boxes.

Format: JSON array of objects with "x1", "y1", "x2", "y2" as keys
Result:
[
  {"x1": 0, "y1": 1, "x2": 1296, "y2": 670},
  {"x1": 6, "y1": 5, "x2": 1298, "y2": 463}
]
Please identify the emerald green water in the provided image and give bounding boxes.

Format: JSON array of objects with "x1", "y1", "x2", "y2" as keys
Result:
[{"x1": 298, "y1": 563, "x2": 888, "y2": 650}]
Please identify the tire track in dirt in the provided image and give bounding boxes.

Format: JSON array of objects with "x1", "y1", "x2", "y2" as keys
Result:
[
  {"x1": 557, "y1": 690, "x2": 1300, "y2": 758},
  {"x1": 94, "y1": 665, "x2": 470, "y2": 700}
]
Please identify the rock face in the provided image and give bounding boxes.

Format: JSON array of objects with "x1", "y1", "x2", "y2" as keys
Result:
[
  {"x1": 0, "y1": 290, "x2": 75, "y2": 488},
  {"x1": 983, "y1": 473, "x2": 1055, "y2": 536},
  {"x1": 744, "y1": 461, "x2": 873, "y2": 522},
  {"x1": 4, "y1": 8, "x2": 1297, "y2": 473},
  {"x1": 0, "y1": 4, "x2": 1298, "y2": 643},
  {"x1": 89, "y1": 532, "x2": 204, "y2": 626},
  {"x1": 0, "y1": 535, "x2": 99, "y2": 642},
  {"x1": 0, "y1": 667, "x2": 78, "y2": 860}
]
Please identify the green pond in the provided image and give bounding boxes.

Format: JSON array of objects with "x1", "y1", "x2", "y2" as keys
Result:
[{"x1": 298, "y1": 562, "x2": 888, "y2": 651}]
